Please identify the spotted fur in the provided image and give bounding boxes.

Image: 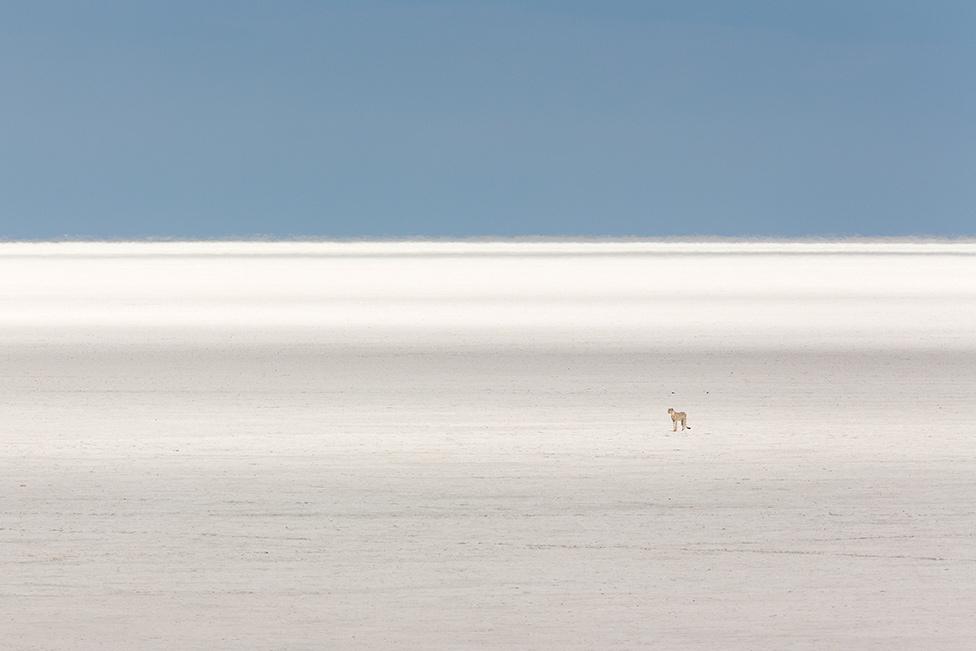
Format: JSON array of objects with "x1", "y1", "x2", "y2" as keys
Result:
[{"x1": 668, "y1": 408, "x2": 691, "y2": 431}]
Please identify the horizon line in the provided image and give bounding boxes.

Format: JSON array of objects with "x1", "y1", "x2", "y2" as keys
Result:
[
  {"x1": 4, "y1": 238, "x2": 976, "y2": 258},
  {"x1": 3, "y1": 235, "x2": 976, "y2": 244}
]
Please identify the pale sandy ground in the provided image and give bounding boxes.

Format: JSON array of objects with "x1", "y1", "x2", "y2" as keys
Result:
[{"x1": 2, "y1": 242, "x2": 975, "y2": 649}]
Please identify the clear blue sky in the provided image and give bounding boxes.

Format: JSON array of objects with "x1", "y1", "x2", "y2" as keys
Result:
[{"x1": 1, "y1": 1, "x2": 973, "y2": 239}]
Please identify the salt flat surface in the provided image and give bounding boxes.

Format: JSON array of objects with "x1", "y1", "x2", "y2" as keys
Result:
[{"x1": 2, "y1": 242, "x2": 975, "y2": 649}]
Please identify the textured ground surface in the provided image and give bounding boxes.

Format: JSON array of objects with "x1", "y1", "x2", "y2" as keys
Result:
[{"x1": 2, "y1": 242, "x2": 975, "y2": 649}]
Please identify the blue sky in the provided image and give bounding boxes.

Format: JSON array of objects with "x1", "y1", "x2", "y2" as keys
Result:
[{"x1": 1, "y1": 1, "x2": 973, "y2": 238}]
